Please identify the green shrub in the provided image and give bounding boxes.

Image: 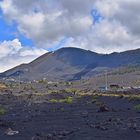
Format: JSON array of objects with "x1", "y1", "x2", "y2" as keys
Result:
[
  {"x1": 63, "y1": 97, "x2": 73, "y2": 104},
  {"x1": 49, "y1": 96, "x2": 73, "y2": 104},
  {"x1": 49, "y1": 99, "x2": 58, "y2": 103},
  {"x1": 134, "y1": 104, "x2": 140, "y2": 110},
  {"x1": 0, "y1": 107, "x2": 6, "y2": 116}
]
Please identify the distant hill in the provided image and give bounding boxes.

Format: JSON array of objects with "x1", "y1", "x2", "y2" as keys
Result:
[{"x1": 0, "y1": 47, "x2": 140, "y2": 81}]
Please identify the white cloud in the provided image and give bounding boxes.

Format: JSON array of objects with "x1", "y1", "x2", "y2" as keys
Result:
[
  {"x1": 19, "y1": 48, "x2": 47, "y2": 57},
  {"x1": 18, "y1": 12, "x2": 45, "y2": 40},
  {"x1": 0, "y1": 39, "x2": 21, "y2": 58},
  {"x1": 0, "y1": 0, "x2": 94, "y2": 48},
  {"x1": 0, "y1": 39, "x2": 47, "y2": 72},
  {"x1": 0, "y1": 0, "x2": 140, "y2": 53}
]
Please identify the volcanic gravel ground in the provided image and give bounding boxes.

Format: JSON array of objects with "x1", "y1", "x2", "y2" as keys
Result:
[{"x1": 0, "y1": 94, "x2": 140, "y2": 140}]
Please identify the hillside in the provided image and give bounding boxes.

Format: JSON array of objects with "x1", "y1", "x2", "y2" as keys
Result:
[{"x1": 0, "y1": 47, "x2": 140, "y2": 81}]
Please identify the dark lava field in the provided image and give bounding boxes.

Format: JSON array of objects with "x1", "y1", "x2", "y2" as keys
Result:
[{"x1": 0, "y1": 92, "x2": 140, "y2": 140}]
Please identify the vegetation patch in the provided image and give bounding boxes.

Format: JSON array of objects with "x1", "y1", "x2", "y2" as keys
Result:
[
  {"x1": 128, "y1": 96, "x2": 140, "y2": 102},
  {"x1": 49, "y1": 96, "x2": 73, "y2": 104},
  {"x1": 134, "y1": 104, "x2": 140, "y2": 110},
  {"x1": 0, "y1": 107, "x2": 6, "y2": 116},
  {"x1": 65, "y1": 88, "x2": 79, "y2": 94}
]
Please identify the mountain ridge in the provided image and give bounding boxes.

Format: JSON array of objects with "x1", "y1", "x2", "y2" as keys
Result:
[{"x1": 1, "y1": 47, "x2": 140, "y2": 81}]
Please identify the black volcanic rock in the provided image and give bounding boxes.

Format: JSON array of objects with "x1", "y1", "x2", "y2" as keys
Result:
[{"x1": 1, "y1": 47, "x2": 140, "y2": 81}]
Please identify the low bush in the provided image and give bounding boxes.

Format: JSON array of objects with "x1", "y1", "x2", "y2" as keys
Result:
[
  {"x1": 134, "y1": 104, "x2": 140, "y2": 110},
  {"x1": 49, "y1": 96, "x2": 73, "y2": 104},
  {"x1": 0, "y1": 107, "x2": 6, "y2": 116}
]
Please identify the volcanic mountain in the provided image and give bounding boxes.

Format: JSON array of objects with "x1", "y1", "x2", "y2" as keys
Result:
[{"x1": 0, "y1": 47, "x2": 140, "y2": 81}]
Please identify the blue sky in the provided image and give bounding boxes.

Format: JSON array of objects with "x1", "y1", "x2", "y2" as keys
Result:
[
  {"x1": 0, "y1": 0, "x2": 139, "y2": 72},
  {"x1": 0, "y1": 14, "x2": 43, "y2": 51},
  {"x1": 0, "y1": 15, "x2": 16, "y2": 41},
  {"x1": 91, "y1": 9, "x2": 104, "y2": 25},
  {"x1": 0, "y1": 11, "x2": 34, "y2": 46}
]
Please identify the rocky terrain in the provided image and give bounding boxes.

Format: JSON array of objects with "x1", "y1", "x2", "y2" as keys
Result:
[{"x1": 0, "y1": 86, "x2": 140, "y2": 140}]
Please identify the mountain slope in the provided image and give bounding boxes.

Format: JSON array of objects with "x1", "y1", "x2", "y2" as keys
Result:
[{"x1": 1, "y1": 47, "x2": 140, "y2": 81}]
